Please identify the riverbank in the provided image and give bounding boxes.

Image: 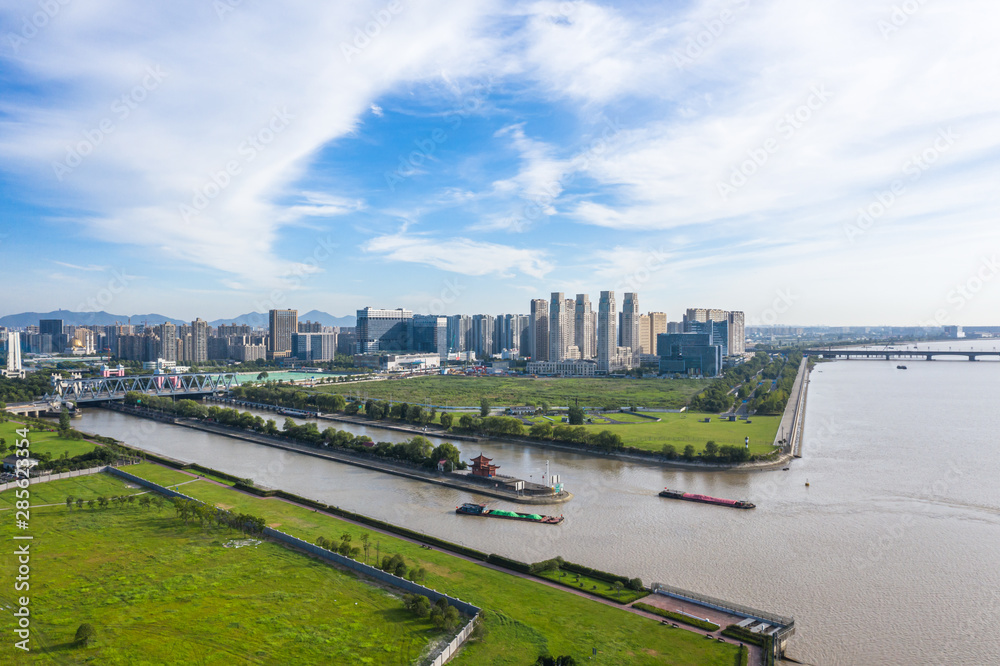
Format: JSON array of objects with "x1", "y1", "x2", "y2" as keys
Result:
[
  {"x1": 99, "y1": 404, "x2": 572, "y2": 505},
  {"x1": 773, "y1": 357, "x2": 811, "y2": 458}
]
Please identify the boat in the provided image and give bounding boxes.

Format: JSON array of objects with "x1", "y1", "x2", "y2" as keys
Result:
[
  {"x1": 896, "y1": 365, "x2": 907, "y2": 369},
  {"x1": 455, "y1": 503, "x2": 564, "y2": 524},
  {"x1": 658, "y1": 489, "x2": 755, "y2": 509}
]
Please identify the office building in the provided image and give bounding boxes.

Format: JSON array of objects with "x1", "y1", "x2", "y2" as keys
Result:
[
  {"x1": 268, "y1": 309, "x2": 298, "y2": 359},
  {"x1": 597, "y1": 290, "x2": 617, "y2": 373},
  {"x1": 575, "y1": 294, "x2": 595, "y2": 359},
  {"x1": 638, "y1": 314, "x2": 651, "y2": 355},
  {"x1": 192, "y1": 318, "x2": 208, "y2": 364},
  {"x1": 648, "y1": 312, "x2": 668, "y2": 354},
  {"x1": 298, "y1": 320, "x2": 322, "y2": 333},
  {"x1": 657, "y1": 332, "x2": 723, "y2": 377},
  {"x1": 292, "y1": 332, "x2": 338, "y2": 362},
  {"x1": 549, "y1": 293, "x2": 575, "y2": 361},
  {"x1": 159, "y1": 322, "x2": 177, "y2": 362},
  {"x1": 529, "y1": 299, "x2": 549, "y2": 361},
  {"x1": 356, "y1": 307, "x2": 411, "y2": 354},
  {"x1": 3, "y1": 331, "x2": 24, "y2": 378},
  {"x1": 413, "y1": 315, "x2": 448, "y2": 356},
  {"x1": 526, "y1": 359, "x2": 597, "y2": 376},
  {"x1": 620, "y1": 293, "x2": 640, "y2": 357},
  {"x1": 727, "y1": 311, "x2": 746, "y2": 355}
]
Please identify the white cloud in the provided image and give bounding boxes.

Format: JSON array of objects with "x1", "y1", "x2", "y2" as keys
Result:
[
  {"x1": 370, "y1": 103, "x2": 384, "y2": 117},
  {"x1": 362, "y1": 232, "x2": 552, "y2": 278}
]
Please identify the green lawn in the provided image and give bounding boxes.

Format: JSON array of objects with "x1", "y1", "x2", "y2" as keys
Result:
[
  {"x1": 582, "y1": 413, "x2": 781, "y2": 455},
  {"x1": 127, "y1": 462, "x2": 197, "y2": 487},
  {"x1": 0, "y1": 472, "x2": 137, "y2": 508},
  {"x1": 0, "y1": 420, "x2": 98, "y2": 459},
  {"x1": 311, "y1": 375, "x2": 712, "y2": 410},
  {"x1": 536, "y1": 569, "x2": 649, "y2": 605},
  {"x1": 0, "y1": 480, "x2": 441, "y2": 665},
  {"x1": 142, "y1": 471, "x2": 738, "y2": 666}
]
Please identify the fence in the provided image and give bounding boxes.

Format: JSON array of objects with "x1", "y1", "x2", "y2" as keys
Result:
[
  {"x1": 105, "y1": 467, "x2": 482, "y2": 664},
  {"x1": 0, "y1": 464, "x2": 121, "y2": 493},
  {"x1": 650, "y1": 582, "x2": 793, "y2": 627}
]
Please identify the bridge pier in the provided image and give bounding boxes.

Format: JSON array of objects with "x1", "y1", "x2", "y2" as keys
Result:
[{"x1": 968, "y1": 355, "x2": 977, "y2": 361}]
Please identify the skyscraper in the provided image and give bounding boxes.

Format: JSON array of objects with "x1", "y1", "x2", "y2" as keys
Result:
[
  {"x1": 529, "y1": 299, "x2": 549, "y2": 361},
  {"x1": 355, "y1": 307, "x2": 412, "y2": 354},
  {"x1": 192, "y1": 318, "x2": 208, "y2": 364},
  {"x1": 648, "y1": 312, "x2": 668, "y2": 354},
  {"x1": 727, "y1": 311, "x2": 745, "y2": 355},
  {"x1": 574, "y1": 294, "x2": 595, "y2": 359},
  {"x1": 159, "y1": 322, "x2": 177, "y2": 362},
  {"x1": 621, "y1": 293, "x2": 640, "y2": 360},
  {"x1": 638, "y1": 314, "x2": 651, "y2": 355},
  {"x1": 3, "y1": 331, "x2": 23, "y2": 378},
  {"x1": 597, "y1": 290, "x2": 616, "y2": 373},
  {"x1": 471, "y1": 314, "x2": 495, "y2": 359},
  {"x1": 268, "y1": 309, "x2": 298, "y2": 359}
]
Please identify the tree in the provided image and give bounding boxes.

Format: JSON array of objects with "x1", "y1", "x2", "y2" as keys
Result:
[
  {"x1": 480, "y1": 397, "x2": 490, "y2": 417},
  {"x1": 74, "y1": 622, "x2": 96, "y2": 646},
  {"x1": 683, "y1": 444, "x2": 696, "y2": 461},
  {"x1": 256, "y1": 371, "x2": 268, "y2": 381},
  {"x1": 704, "y1": 441, "x2": 719, "y2": 459},
  {"x1": 430, "y1": 442, "x2": 462, "y2": 470},
  {"x1": 530, "y1": 422, "x2": 553, "y2": 439},
  {"x1": 66, "y1": 496, "x2": 74, "y2": 510},
  {"x1": 613, "y1": 580, "x2": 624, "y2": 598},
  {"x1": 87, "y1": 499, "x2": 95, "y2": 510},
  {"x1": 439, "y1": 412, "x2": 453, "y2": 429},
  {"x1": 59, "y1": 407, "x2": 71, "y2": 433},
  {"x1": 567, "y1": 405, "x2": 584, "y2": 425},
  {"x1": 661, "y1": 444, "x2": 677, "y2": 460}
]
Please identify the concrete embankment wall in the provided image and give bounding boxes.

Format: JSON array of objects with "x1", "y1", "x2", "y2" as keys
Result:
[
  {"x1": 105, "y1": 466, "x2": 481, "y2": 666},
  {"x1": 99, "y1": 403, "x2": 568, "y2": 504},
  {"x1": 772, "y1": 357, "x2": 810, "y2": 456}
]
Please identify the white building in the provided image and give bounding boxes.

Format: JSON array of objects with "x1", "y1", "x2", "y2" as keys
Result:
[{"x1": 526, "y1": 359, "x2": 597, "y2": 377}]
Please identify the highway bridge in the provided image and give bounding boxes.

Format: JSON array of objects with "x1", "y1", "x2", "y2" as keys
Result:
[
  {"x1": 805, "y1": 349, "x2": 1000, "y2": 362},
  {"x1": 50, "y1": 372, "x2": 238, "y2": 404}
]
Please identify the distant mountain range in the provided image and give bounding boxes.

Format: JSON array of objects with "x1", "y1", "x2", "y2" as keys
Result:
[{"x1": 0, "y1": 309, "x2": 356, "y2": 329}]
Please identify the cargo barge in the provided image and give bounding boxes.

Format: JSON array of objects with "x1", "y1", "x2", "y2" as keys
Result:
[
  {"x1": 455, "y1": 503, "x2": 564, "y2": 524},
  {"x1": 658, "y1": 489, "x2": 755, "y2": 509}
]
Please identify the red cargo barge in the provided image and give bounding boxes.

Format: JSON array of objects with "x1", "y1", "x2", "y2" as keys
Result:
[{"x1": 658, "y1": 489, "x2": 755, "y2": 509}]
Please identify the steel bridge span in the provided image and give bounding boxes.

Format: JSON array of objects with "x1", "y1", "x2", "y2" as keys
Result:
[{"x1": 51, "y1": 372, "x2": 238, "y2": 404}]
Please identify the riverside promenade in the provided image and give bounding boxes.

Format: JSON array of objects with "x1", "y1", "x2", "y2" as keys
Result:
[{"x1": 773, "y1": 357, "x2": 810, "y2": 457}]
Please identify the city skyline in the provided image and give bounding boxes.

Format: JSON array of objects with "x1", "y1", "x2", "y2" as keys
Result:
[{"x1": 1, "y1": 2, "x2": 998, "y2": 325}]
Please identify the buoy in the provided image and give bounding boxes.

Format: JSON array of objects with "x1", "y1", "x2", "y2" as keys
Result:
[{"x1": 805, "y1": 479, "x2": 810, "y2": 487}]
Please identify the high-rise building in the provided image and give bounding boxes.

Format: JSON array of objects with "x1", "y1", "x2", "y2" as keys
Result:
[
  {"x1": 620, "y1": 293, "x2": 640, "y2": 356},
  {"x1": 268, "y1": 309, "x2": 298, "y2": 359},
  {"x1": 496, "y1": 314, "x2": 529, "y2": 355},
  {"x1": 355, "y1": 307, "x2": 411, "y2": 354},
  {"x1": 471, "y1": 314, "x2": 495, "y2": 359},
  {"x1": 3, "y1": 331, "x2": 24, "y2": 378},
  {"x1": 548, "y1": 293, "x2": 575, "y2": 361},
  {"x1": 447, "y1": 314, "x2": 471, "y2": 352},
  {"x1": 292, "y1": 332, "x2": 338, "y2": 361},
  {"x1": 597, "y1": 290, "x2": 617, "y2": 373},
  {"x1": 638, "y1": 314, "x2": 651, "y2": 355},
  {"x1": 39, "y1": 318, "x2": 66, "y2": 352},
  {"x1": 727, "y1": 311, "x2": 746, "y2": 355},
  {"x1": 192, "y1": 318, "x2": 208, "y2": 364},
  {"x1": 413, "y1": 315, "x2": 448, "y2": 356},
  {"x1": 648, "y1": 312, "x2": 668, "y2": 355},
  {"x1": 574, "y1": 294, "x2": 595, "y2": 359},
  {"x1": 529, "y1": 299, "x2": 549, "y2": 361},
  {"x1": 159, "y1": 322, "x2": 177, "y2": 362},
  {"x1": 298, "y1": 320, "x2": 322, "y2": 333},
  {"x1": 684, "y1": 308, "x2": 728, "y2": 327}
]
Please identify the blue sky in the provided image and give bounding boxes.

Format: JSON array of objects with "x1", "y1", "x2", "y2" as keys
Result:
[{"x1": 1, "y1": 0, "x2": 998, "y2": 326}]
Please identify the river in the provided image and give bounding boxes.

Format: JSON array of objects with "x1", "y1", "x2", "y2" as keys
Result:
[{"x1": 72, "y1": 340, "x2": 1000, "y2": 665}]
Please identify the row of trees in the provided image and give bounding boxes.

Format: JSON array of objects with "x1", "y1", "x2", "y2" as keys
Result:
[
  {"x1": 661, "y1": 441, "x2": 752, "y2": 463},
  {"x1": 66, "y1": 493, "x2": 163, "y2": 510},
  {"x1": 172, "y1": 498, "x2": 266, "y2": 537},
  {"x1": 403, "y1": 594, "x2": 462, "y2": 631}
]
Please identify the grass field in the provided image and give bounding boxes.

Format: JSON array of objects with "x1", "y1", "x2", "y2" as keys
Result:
[
  {"x1": 536, "y1": 569, "x2": 648, "y2": 605},
  {"x1": 519, "y1": 412, "x2": 781, "y2": 456},
  {"x1": 126, "y1": 462, "x2": 197, "y2": 487},
  {"x1": 151, "y1": 472, "x2": 739, "y2": 665},
  {"x1": 0, "y1": 420, "x2": 99, "y2": 459},
  {"x1": 581, "y1": 413, "x2": 781, "y2": 455},
  {"x1": 311, "y1": 375, "x2": 712, "y2": 410},
  {"x1": 0, "y1": 472, "x2": 138, "y2": 508},
  {"x1": 0, "y1": 477, "x2": 440, "y2": 665}
]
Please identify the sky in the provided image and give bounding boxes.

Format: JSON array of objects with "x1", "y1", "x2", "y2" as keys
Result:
[{"x1": 1, "y1": 0, "x2": 998, "y2": 326}]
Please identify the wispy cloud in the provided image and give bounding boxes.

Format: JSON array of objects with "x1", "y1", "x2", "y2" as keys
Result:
[{"x1": 362, "y1": 232, "x2": 552, "y2": 278}]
